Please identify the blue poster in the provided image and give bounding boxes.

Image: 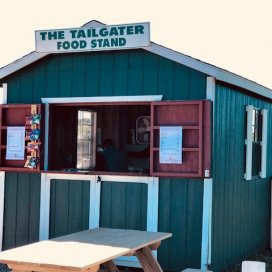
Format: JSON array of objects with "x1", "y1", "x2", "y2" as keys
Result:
[{"x1": 159, "y1": 126, "x2": 182, "y2": 164}]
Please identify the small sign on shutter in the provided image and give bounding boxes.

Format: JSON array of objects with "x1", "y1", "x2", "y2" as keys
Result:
[
  {"x1": 6, "y1": 126, "x2": 25, "y2": 160},
  {"x1": 159, "y1": 126, "x2": 182, "y2": 164}
]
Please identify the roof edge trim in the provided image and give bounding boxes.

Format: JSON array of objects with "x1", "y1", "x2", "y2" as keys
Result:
[
  {"x1": 144, "y1": 43, "x2": 272, "y2": 100},
  {"x1": 0, "y1": 52, "x2": 49, "y2": 79}
]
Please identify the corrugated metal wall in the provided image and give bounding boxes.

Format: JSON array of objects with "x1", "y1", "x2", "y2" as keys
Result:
[
  {"x1": 2, "y1": 49, "x2": 207, "y2": 271},
  {"x1": 211, "y1": 84, "x2": 272, "y2": 271}
]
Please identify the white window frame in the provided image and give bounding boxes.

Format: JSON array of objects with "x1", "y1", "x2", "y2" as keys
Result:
[
  {"x1": 42, "y1": 95, "x2": 162, "y2": 170},
  {"x1": 0, "y1": 83, "x2": 7, "y2": 105},
  {"x1": 244, "y1": 105, "x2": 268, "y2": 180},
  {"x1": 0, "y1": 172, "x2": 5, "y2": 252},
  {"x1": 260, "y1": 109, "x2": 268, "y2": 178}
]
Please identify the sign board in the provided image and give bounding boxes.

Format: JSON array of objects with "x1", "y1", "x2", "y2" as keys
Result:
[
  {"x1": 6, "y1": 127, "x2": 25, "y2": 160},
  {"x1": 35, "y1": 22, "x2": 150, "y2": 53},
  {"x1": 159, "y1": 126, "x2": 182, "y2": 164}
]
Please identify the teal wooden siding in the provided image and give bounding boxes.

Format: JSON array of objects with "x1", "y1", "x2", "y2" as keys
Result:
[
  {"x1": 1, "y1": 49, "x2": 208, "y2": 271},
  {"x1": 3, "y1": 173, "x2": 41, "y2": 250},
  {"x1": 158, "y1": 178, "x2": 203, "y2": 271},
  {"x1": 211, "y1": 84, "x2": 272, "y2": 271},
  {"x1": 49, "y1": 179, "x2": 90, "y2": 238},
  {"x1": 100, "y1": 181, "x2": 147, "y2": 230},
  {"x1": 3, "y1": 49, "x2": 207, "y2": 102}
]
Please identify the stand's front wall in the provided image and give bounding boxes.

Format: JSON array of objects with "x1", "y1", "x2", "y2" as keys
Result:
[
  {"x1": 2, "y1": 48, "x2": 270, "y2": 272},
  {"x1": 0, "y1": 49, "x2": 207, "y2": 271},
  {"x1": 1, "y1": 172, "x2": 203, "y2": 272}
]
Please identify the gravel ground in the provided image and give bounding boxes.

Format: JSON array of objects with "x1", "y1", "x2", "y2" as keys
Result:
[{"x1": 221, "y1": 249, "x2": 272, "y2": 272}]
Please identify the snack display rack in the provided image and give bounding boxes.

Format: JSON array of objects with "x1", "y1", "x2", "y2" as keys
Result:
[{"x1": 0, "y1": 104, "x2": 43, "y2": 171}]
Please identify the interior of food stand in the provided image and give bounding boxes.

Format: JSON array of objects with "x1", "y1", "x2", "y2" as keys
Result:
[{"x1": 48, "y1": 103, "x2": 151, "y2": 173}]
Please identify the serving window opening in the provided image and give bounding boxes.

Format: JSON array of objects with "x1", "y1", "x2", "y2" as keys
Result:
[
  {"x1": 48, "y1": 103, "x2": 151, "y2": 174},
  {"x1": 0, "y1": 100, "x2": 211, "y2": 177}
]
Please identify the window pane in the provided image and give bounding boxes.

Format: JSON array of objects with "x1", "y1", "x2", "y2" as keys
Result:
[
  {"x1": 252, "y1": 142, "x2": 261, "y2": 176},
  {"x1": 252, "y1": 109, "x2": 262, "y2": 142}
]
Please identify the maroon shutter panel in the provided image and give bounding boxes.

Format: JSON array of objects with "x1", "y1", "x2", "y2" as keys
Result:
[
  {"x1": 150, "y1": 100, "x2": 212, "y2": 178},
  {"x1": 0, "y1": 104, "x2": 43, "y2": 171}
]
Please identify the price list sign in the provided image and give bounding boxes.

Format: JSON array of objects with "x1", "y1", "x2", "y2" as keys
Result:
[
  {"x1": 159, "y1": 126, "x2": 182, "y2": 164},
  {"x1": 6, "y1": 127, "x2": 26, "y2": 160}
]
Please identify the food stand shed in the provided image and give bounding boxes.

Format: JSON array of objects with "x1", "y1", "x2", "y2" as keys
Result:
[{"x1": 0, "y1": 20, "x2": 271, "y2": 272}]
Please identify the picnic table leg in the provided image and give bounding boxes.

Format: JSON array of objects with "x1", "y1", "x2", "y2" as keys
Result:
[
  {"x1": 135, "y1": 246, "x2": 163, "y2": 272},
  {"x1": 103, "y1": 260, "x2": 120, "y2": 272},
  {"x1": 87, "y1": 265, "x2": 101, "y2": 272}
]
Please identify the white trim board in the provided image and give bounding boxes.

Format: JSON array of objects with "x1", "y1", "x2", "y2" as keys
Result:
[
  {"x1": 0, "y1": 172, "x2": 5, "y2": 251},
  {"x1": 201, "y1": 178, "x2": 213, "y2": 269},
  {"x1": 0, "y1": 83, "x2": 7, "y2": 105},
  {"x1": 200, "y1": 77, "x2": 214, "y2": 269},
  {"x1": 41, "y1": 95, "x2": 163, "y2": 104},
  {"x1": 0, "y1": 51, "x2": 49, "y2": 79}
]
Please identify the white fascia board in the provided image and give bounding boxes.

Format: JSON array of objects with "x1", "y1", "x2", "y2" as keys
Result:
[
  {"x1": 41, "y1": 95, "x2": 163, "y2": 104},
  {"x1": 0, "y1": 51, "x2": 49, "y2": 80},
  {"x1": 217, "y1": 71, "x2": 272, "y2": 100},
  {"x1": 144, "y1": 43, "x2": 219, "y2": 77},
  {"x1": 144, "y1": 43, "x2": 272, "y2": 100}
]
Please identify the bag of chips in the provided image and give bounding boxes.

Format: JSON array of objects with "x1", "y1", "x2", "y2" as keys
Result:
[
  {"x1": 29, "y1": 129, "x2": 40, "y2": 141},
  {"x1": 27, "y1": 142, "x2": 41, "y2": 153},
  {"x1": 24, "y1": 156, "x2": 39, "y2": 169},
  {"x1": 25, "y1": 114, "x2": 42, "y2": 125}
]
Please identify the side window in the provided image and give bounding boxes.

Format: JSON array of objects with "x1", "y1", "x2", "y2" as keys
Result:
[{"x1": 244, "y1": 105, "x2": 268, "y2": 180}]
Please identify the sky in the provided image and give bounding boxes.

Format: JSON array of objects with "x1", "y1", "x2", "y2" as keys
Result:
[{"x1": 0, "y1": 0, "x2": 272, "y2": 89}]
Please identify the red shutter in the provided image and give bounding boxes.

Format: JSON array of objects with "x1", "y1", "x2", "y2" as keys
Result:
[
  {"x1": 0, "y1": 104, "x2": 43, "y2": 171},
  {"x1": 150, "y1": 100, "x2": 212, "y2": 178}
]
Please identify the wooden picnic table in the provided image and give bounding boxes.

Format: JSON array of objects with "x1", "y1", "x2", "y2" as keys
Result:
[{"x1": 0, "y1": 228, "x2": 172, "y2": 272}]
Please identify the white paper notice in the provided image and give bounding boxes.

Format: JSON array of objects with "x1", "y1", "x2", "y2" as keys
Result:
[
  {"x1": 6, "y1": 127, "x2": 25, "y2": 160},
  {"x1": 159, "y1": 126, "x2": 182, "y2": 164}
]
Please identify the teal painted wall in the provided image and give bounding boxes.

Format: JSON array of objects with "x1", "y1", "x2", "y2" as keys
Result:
[
  {"x1": 3, "y1": 50, "x2": 207, "y2": 102},
  {"x1": 100, "y1": 181, "x2": 147, "y2": 230},
  {"x1": 211, "y1": 84, "x2": 272, "y2": 271},
  {"x1": 49, "y1": 179, "x2": 90, "y2": 238},
  {"x1": 3, "y1": 173, "x2": 41, "y2": 250},
  {"x1": 158, "y1": 178, "x2": 203, "y2": 271},
  {"x1": 1, "y1": 49, "x2": 207, "y2": 271}
]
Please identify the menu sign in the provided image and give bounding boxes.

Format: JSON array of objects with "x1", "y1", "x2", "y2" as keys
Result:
[
  {"x1": 159, "y1": 126, "x2": 182, "y2": 164},
  {"x1": 6, "y1": 127, "x2": 25, "y2": 160}
]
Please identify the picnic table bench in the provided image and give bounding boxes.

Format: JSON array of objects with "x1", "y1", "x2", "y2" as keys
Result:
[{"x1": 0, "y1": 228, "x2": 172, "y2": 272}]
